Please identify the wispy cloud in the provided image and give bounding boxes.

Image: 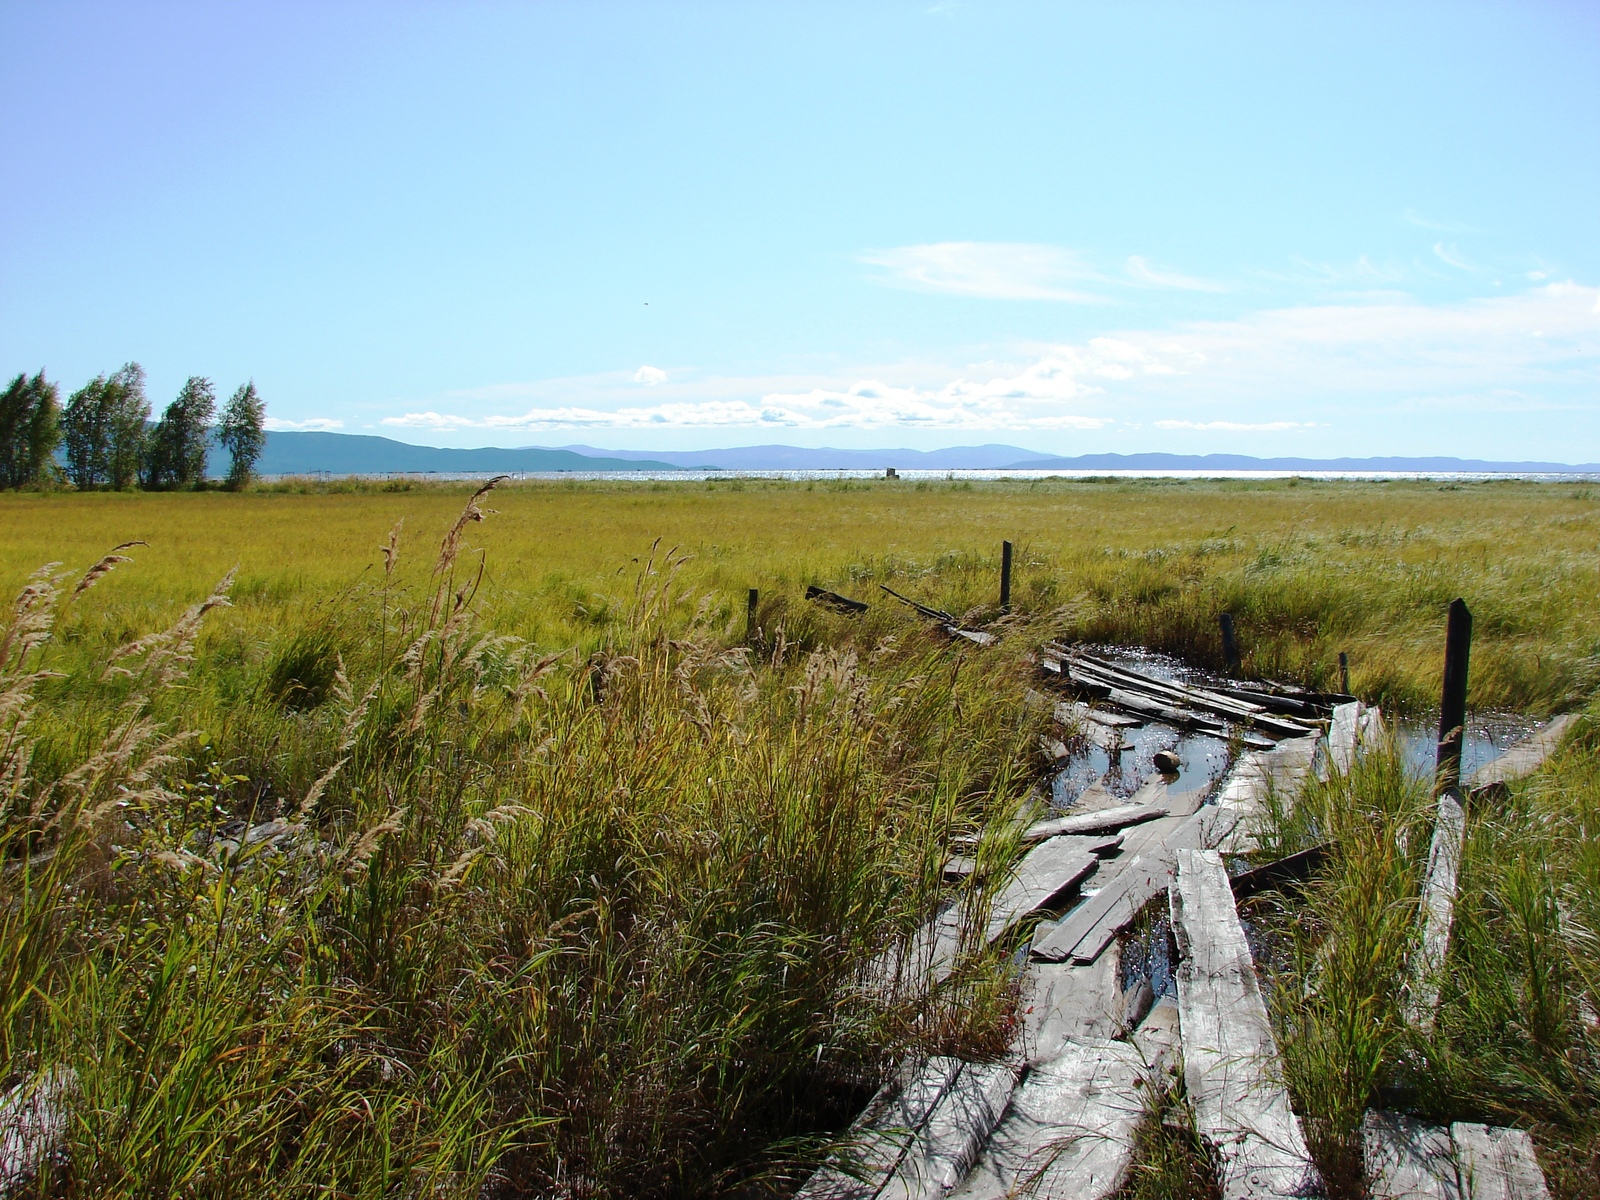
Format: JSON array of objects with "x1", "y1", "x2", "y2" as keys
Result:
[
  {"x1": 1403, "y1": 209, "x2": 1482, "y2": 234},
  {"x1": 1433, "y1": 242, "x2": 1474, "y2": 271},
  {"x1": 266, "y1": 417, "x2": 344, "y2": 432},
  {"x1": 1125, "y1": 256, "x2": 1226, "y2": 292},
  {"x1": 633, "y1": 364, "x2": 667, "y2": 385},
  {"x1": 1154, "y1": 420, "x2": 1314, "y2": 432},
  {"x1": 860, "y1": 243, "x2": 1111, "y2": 301},
  {"x1": 381, "y1": 412, "x2": 478, "y2": 429}
]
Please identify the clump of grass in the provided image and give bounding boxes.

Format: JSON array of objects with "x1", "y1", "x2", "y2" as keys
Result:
[{"x1": 1113, "y1": 1075, "x2": 1220, "y2": 1200}]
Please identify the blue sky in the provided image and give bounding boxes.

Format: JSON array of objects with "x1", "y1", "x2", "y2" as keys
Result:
[{"x1": 2, "y1": 1, "x2": 1597, "y2": 458}]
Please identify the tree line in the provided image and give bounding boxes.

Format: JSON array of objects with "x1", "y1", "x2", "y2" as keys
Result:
[{"x1": 0, "y1": 363, "x2": 266, "y2": 490}]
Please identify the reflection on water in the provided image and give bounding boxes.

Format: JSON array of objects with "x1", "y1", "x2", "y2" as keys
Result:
[
  {"x1": 1395, "y1": 713, "x2": 1540, "y2": 783},
  {"x1": 1045, "y1": 642, "x2": 1549, "y2": 806}
]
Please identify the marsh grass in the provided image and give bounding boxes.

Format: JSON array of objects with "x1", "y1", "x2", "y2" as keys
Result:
[
  {"x1": 0, "y1": 490, "x2": 1048, "y2": 1197},
  {"x1": 1245, "y1": 722, "x2": 1600, "y2": 1199}
]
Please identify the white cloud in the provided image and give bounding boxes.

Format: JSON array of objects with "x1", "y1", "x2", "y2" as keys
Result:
[
  {"x1": 378, "y1": 282, "x2": 1600, "y2": 436},
  {"x1": 860, "y1": 242, "x2": 1110, "y2": 301},
  {"x1": 381, "y1": 411, "x2": 479, "y2": 429},
  {"x1": 633, "y1": 364, "x2": 667, "y2": 385},
  {"x1": 1433, "y1": 242, "x2": 1474, "y2": 271},
  {"x1": 1154, "y1": 420, "x2": 1314, "y2": 432},
  {"x1": 265, "y1": 417, "x2": 344, "y2": 432},
  {"x1": 1402, "y1": 210, "x2": 1482, "y2": 234},
  {"x1": 1125, "y1": 256, "x2": 1226, "y2": 292}
]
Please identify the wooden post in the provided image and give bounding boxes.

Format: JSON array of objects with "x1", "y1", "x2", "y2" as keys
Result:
[
  {"x1": 999, "y1": 540, "x2": 1013, "y2": 610},
  {"x1": 1436, "y1": 598, "x2": 1472, "y2": 793},
  {"x1": 746, "y1": 588, "x2": 759, "y2": 645},
  {"x1": 1219, "y1": 613, "x2": 1240, "y2": 673},
  {"x1": 1338, "y1": 651, "x2": 1350, "y2": 695}
]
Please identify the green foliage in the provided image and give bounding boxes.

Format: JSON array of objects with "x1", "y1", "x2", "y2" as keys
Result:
[
  {"x1": 218, "y1": 380, "x2": 266, "y2": 489},
  {"x1": 61, "y1": 363, "x2": 149, "y2": 490},
  {"x1": 0, "y1": 371, "x2": 61, "y2": 488},
  {"x1": 144, "y1": 376, "x2": 216, "y2": 490}
]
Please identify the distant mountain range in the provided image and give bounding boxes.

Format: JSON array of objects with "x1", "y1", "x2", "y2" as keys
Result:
[{"x1": 258, "y1": 432, "x2": 1600, "y2": 476}]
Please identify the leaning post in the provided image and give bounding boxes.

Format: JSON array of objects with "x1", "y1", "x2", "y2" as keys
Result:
[
  {"x1": 1436, "y1": 599, "x2": 1473, "y2": 793},
  {"x1": 746, "y1": 588, "x2": 760, "y2": 646},
  {"x1": 999, "y1": 540, "x2": 1013, "y2": 611},
  {"x1": 1339, "y1": 651, "x2": 1350, "y2": 695},
  {"x1": 1219, "y1": 613, "x2": 1241, "y2": 673}
]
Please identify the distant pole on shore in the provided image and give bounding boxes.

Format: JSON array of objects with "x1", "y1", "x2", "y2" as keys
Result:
[
  {"x1": 1436, "y1": 598, "x2": 1473, "y2": 793},
  {"x1": 999, "y1": 541, "x2": 1013, "y2": 610},
  {"x1": 1339, "y1": 651, "x2": 1350, "y2": 695}
]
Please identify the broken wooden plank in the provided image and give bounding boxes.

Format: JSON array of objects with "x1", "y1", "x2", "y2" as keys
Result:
[
  {"x1": 1466, "y1": 714, "x2": 1578, "y2": 794},
  {"x1": 795, "y1": 1057, "x2": 964, "y2": 1199},
  {"x1": 1022, "y1": 801, "x2": 1166, "y2": 843},
  {"x1": 880, "y1": 583, "x2": 957, "y2": 624},
  {"x1": 1363, "y1": 1111, "x2": 1461, "y2": 1200},
  {"x1": 1068, "y1": 654, "x2": 1318, "y2": 740},
  {"x1": 1055, "y1": 700, "x2": 1143, "y2": 730},
  {"x1": 1407, "y1": 790, "x2": 1466, "y2": 1030},
  {"x1": 983, "y1": 838, "x2": 1101, "y2": 942},
  {"x1": 948, "y1": 1039, "x2": 1148, "y2": 1200},
  {"x1": 1170, "y1": 848, "x2": 1320, "y2": 1200},
  {"x1": 1450, "y1": 1122, "x2": 1551, "y2": 1200},
  {"x1": 1020, "y1": 950, "x2": 1126, "y2": 1064},
  {"x1": 1031, "y1": 807, "x2": 1207, "y2": 965},
  {"x1": 1229, "y1": 843, "x2": 1332, "y2": 902},
  {"x1": 946, "y1": 626, "x2": 999, "y2": 647},
  {"x1": 878, "y1": 1059, "x2": 1020, "y2": 1200},
  {"x1": 1211, "y1": 734, "x2": 1321, "y2": 854},
  {"x1": 1326, "y1": 701, "x2": 1363, "y2": 776},
  {"x1": 806, "y1": 584, "x2": 869, "y2": 615}
]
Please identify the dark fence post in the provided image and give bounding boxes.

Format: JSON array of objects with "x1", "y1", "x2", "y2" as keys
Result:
[
  {"x1": 746, "y1": 588, "x2": 760, "y2": 645},
  {"x1": 1339, "y1": 651, "x2": 1350, "y2": 695},
  {"x1": 1219, "y1": 613, "x2": 1241, "y2": 673},
  {"x1": 1000, "y1": 541, "x2": 1013, "y2": 611},
  {"x1": 1436, "y1": 598, "x2": 1473, "y2": 793}
]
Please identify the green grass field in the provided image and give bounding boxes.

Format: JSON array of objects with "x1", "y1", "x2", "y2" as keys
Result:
[{"x1": 2, "y1": 476, "x2": 1597, "y2": 1198}]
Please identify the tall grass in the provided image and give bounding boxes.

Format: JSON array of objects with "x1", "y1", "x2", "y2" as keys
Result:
[
  {"x1": 1247, "y1": 723, "x2": 1600, "y2": 1200},
  {"x1": 0, "y1": 488, "x2": 1045, "y2": 1197}
]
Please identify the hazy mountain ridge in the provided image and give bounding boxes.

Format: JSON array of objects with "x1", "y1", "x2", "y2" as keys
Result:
[{"x1": 258, "y1": 432, "x2": 1600, "y2": 475}]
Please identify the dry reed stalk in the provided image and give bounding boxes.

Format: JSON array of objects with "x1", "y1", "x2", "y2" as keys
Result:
[
  {"x1": 70, "y1": 541, "x2": 147, "y2": 599},
  {"x1": 344, "y1": 805, "x2": 407, "y2": 872}
]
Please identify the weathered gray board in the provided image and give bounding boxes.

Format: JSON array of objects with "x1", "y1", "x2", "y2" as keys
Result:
[
  {"x1": 1212, "y1": 735, "x2": 1321, "y2": 855},
  {"x1": 1171, "y1": 848, "x2": 1320, "y2": 1200},
  {"x1": 1451, "y1": 1122, "x2": 1551, "y2": 1200},
  {"x1": 1466, "y1": 714, "x2": 1578, "y2": 793},
  {"x1": 876, "y1": 1060, "x2": 1020, "y2": 1200},
  {"x1": 1363, "y1": 1111, "x2": 1462, "y2": 1200},
  {"x1": 901, "y1": 835, "x2": 1116, "y2": 983},
  {"x1": 1326, "y1": 701, "x2": 1363, "y2": 777},
  {"x1": 1022, "y1": 801, "x2": 1166, "y2": 843},
  {"x1": 796, "y1": 1058, "x2": 965, "y2": 1200},
  {"x1": 1034, "y1": 813, "x2": 1211, "y2": 967},
  {"x1": 1407, "y1": 790, "x2": 1466, "y2": 1029},
  {"x1": 948, "y1": 1039, "x2": 1148, "y2": 1200}
]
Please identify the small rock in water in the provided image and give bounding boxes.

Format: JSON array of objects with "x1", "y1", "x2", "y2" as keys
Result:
[{"x1": 1152, "y1": 750, "x2": 1180, "y2": 776}]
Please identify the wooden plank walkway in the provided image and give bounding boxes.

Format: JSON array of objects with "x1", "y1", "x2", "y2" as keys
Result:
[
  {"x1": 1466, "y1": 714, "x2": 1577, "y2": 794},
  {"x1": 1171, "y1": 848, "x2": 1320, "y2": 1199},
  {"x1": 1451, "y1": 1123, "x2": 1551, "y2": 1200},
  {"x1": 1363, "y1": 1111, "x2": 1462, "y2": 1200},
  {"x1": 1407, "y1": 790, "x2": 1466, "y2": 1029},
  {"x1": 948, "y1": 1039, "x2": 1148, "y2": 1200}
]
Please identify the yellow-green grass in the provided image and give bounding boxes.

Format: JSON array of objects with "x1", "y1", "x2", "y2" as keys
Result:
[{"x1": 3, "y1": 476, "x2": 1599, "y2": 714}]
